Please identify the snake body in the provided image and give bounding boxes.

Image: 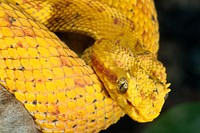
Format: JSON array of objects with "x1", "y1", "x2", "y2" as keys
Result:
[{"x1": 0, "y1": 0, "x2": 170, "y2": 132}]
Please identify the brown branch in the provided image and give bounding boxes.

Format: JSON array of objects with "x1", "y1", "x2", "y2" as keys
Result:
[{"x1": 0, "y1": 84, "x2": 39, "y2": 133}]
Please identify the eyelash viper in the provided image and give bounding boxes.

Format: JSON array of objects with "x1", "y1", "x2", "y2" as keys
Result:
[{"x1": 0, "y1": 0, "x2": 170, "y2": 132}]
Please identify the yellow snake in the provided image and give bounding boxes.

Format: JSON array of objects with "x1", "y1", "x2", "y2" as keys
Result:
[{"x1": 0, "y1": 0, "x2": 170, "y2": 132}]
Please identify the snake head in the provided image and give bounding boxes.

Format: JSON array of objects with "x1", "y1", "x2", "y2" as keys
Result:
[
  {"x1": 91, "y1": 39, "x2": 171, "y2": 122},
  {"x1": 115, "y1": 67, "x2": 171, "y2": 122}
]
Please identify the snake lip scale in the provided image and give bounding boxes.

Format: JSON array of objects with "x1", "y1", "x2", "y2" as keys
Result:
[{"x1": 0, "y1": 0, "x2": 170, "y2": 132}]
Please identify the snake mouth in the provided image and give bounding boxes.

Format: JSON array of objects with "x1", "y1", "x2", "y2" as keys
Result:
[
  {"x1": 123, "y1": 99, "x2": 145, "y2": 122},
  {"x1": 126, "y1": 99, "x2": 133, "y2": 106},
  {"x1": 124, "y1": 100, "x2": 149, "y2": 122}
]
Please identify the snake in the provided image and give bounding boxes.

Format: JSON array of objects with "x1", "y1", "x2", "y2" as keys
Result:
[{"x1": 0, "y1": 0, "x2": 171, "y2": 132}]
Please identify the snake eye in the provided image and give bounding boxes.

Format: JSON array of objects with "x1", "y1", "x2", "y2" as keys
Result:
[{"x1": 118, "y1": 77, "x2": 128, "y2": 93}]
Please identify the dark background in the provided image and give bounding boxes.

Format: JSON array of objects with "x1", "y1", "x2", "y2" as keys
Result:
[{"x1": 101, "y1": 0, "x2": 200, "y2": 132}]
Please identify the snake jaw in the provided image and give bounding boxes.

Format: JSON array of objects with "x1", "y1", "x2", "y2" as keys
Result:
[
  {"x1": 121, "y1": 62, "x2": 171, "y2": 122},
  {"x1": 118, "y1": 68, "x2": 170, "y2": 122}
]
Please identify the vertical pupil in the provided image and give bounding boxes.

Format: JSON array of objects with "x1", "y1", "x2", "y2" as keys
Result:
[
  {"x1": 118, "y1": 77, "x2": 128, "y2": 93},
  {"x1": 120, "y1": 83, "x2": 125, "y2": 90}
]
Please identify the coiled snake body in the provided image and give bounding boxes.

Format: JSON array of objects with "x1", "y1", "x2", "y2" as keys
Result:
[{"x1": 0, "y1": 0, "x2": 170, "y2": 132}]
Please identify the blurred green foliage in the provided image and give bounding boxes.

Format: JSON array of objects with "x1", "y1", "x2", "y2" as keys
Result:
[{"x1": 143, "y1": 103, "x2": 200, "y2": 133}]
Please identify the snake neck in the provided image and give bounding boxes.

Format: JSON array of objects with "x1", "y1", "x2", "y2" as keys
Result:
[{"x1": 14, "y1": 0, "x2": 152, "y2": 54}]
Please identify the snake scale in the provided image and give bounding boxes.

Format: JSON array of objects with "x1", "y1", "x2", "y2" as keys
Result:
[{"x1": 0, "y1": 0, "x2": 170, "y2": 132}]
